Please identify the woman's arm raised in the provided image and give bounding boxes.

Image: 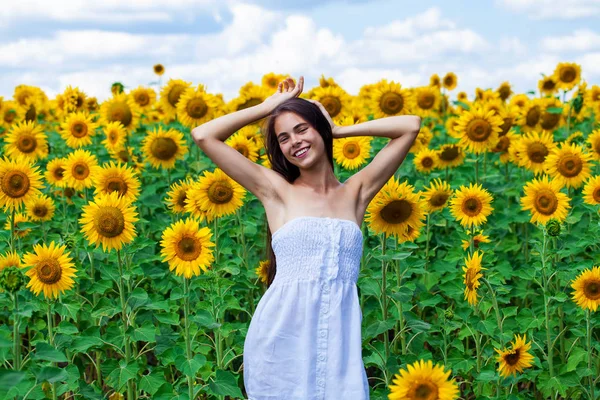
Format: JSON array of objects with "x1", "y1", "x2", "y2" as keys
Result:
[{"x1": 190, "y1": 76, "x2": 304, "y2": 202}]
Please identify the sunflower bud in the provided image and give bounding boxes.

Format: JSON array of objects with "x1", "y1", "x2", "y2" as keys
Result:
[
  {"x1": 546, "y1": 219, "x2": 561, "y2": 237},
  {"x1": 444, "y1": 309, "x2": 454, "y2": 320},
  {"x1": 572, "y1": 94, "x2": 584, "y2": 114},
  {"x1": 64, "y1": 234, "x2": 77, "y2": 251},
  {"x1": 42, "y1": 382, "x2": 52, "y2": 397},
  {"x1": 111, "y1": 82, "x2": 124, "y2": 95},
  {"x1": 0, "y1": 266, "x2": 25, "y2": 292}
]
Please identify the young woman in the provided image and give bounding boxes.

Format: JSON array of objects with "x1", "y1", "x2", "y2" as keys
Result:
[{"x1": 191, "y1": 76, "x2": 421, "y2": 399}]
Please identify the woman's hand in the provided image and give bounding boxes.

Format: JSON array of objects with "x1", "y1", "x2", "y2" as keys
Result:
[
  {"x1": 261, "y1": 76, "x2": 304, "y2": 113},
  {"x1": 306, "y1": 99, "x2": 341, "y2": 138}
]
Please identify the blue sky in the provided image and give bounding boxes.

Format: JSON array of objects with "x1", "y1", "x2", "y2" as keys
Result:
[{"x1": 1, "y1": 0, "x2": 598, "y2": 101}]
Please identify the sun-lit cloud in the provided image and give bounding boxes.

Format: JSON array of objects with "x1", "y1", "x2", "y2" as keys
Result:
[{"x1": 497, "y1": 0, "x2": 600, "y2": 19}]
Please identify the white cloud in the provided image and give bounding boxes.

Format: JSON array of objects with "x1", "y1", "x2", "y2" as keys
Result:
[
  {"x1": 364, "y1": 7, "x2": 455, "y2": 39},
  {"x1": 541, "y1": 29, "x2": 600, "y2": 52},
  {"x1": 497, "y1": 0, "x2": 600, "y2": 19},
  {"x1": 499, "y1": 37, "x2": 528, "y2": 56}
]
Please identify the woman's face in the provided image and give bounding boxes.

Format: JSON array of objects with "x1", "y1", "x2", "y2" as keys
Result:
[{"x1": 274, "y1": 111, "x2": 322, "y2": 167}]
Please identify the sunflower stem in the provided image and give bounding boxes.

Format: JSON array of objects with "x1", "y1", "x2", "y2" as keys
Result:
[
  {"x1": 183, "y1": 278, "x2": 195, "y2": 400},
  {"x1": 587, "y1": 310, "x2": 595, "y2": 400},
  {"x1": 117, "y1": 250, "x2": 135, "y2": 400},
  {"x1": 540, "y1": 226, "x2": 555, "y2": 379},
  {"x1": 12, "y1": 293, "x2": 21, "y2": 371},
  {"x1": 475, "y1": 154, "x2": 479, "y2": 184},
  {"x1": 482, "y1": 278, "x2": 503, "y2": 344},
  {"x1": 483, "y1": 152, "x2": 487, "y2": 183},
  {"x1": 10, "y1": 208, "x2": 16, "y2": 253},
  {"x1": 393, "y1": 240, "x2": 406, "y2": 355},
  {"x1": 213, "y1": 273, "x2": 224, "y2": 370},
  {"x1": 47, "y1": 301, "x2": 57, "y2": 400},
  {"x1": 235, "y1": 208, "x2": 249, "y2": 270},
  {"x1": 424, "y1": 213, "x2": 430, "y2": 270},
  {"x1": 380, "y1": 234, "x2": 390, "y2": 365}
]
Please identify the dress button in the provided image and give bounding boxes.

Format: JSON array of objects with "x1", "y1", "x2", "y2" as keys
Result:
[
  {"x1": 322, "y1": 305, "x2": 329, "y2": 314},
  {"x1": 318, "y1": 354, "x2": 325, "y2": 361},
  {"x1": 322, "y1": 284, "x2": 330, "y2": 294},
  {"x1": 320, "y1": 330, "x2": 326, "y2": 337},
  {"x1": 318, "y1": 379, "x2": 325, "y2": 387}
]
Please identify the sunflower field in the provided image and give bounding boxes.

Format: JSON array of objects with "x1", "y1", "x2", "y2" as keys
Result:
[{"x1": 0, "y1": 64, "x2": 599, "y2": 400}]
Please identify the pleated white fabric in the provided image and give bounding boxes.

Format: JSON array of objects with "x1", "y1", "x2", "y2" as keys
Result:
[{"x1": 243, "y1": 216, "x2": 369, "y2": 400}]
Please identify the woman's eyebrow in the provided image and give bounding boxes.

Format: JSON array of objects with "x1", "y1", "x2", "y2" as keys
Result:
[{"x1": 277, "y1": 123, "x2": 308, "y2": 138}]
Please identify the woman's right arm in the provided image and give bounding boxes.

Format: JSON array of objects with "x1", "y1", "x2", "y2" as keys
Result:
[{"x1": 190, "y1": 76, "x2": 304, "y2": 202}]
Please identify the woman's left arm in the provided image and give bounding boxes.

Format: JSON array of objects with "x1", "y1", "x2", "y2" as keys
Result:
[{"x1": 333, "y1": 115, "x2": 420, "y2": 140}]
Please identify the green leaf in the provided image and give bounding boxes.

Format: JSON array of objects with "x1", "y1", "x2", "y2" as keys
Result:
[
  {"x1": 128, "y1": 288, "x2": 150, "y2": 310},
  {"x1": 139, "y1": 371, "x2": 167, "y2": 396},
  {"x1": 37, "y1": 366, "x2": 68, "y2": 383},
  {"x1": 155, "y1": 313, "x2": 180, "y2": 325},
  {"x1": 452, "y1": 101, "x2": 470, "y2": 110},
  {"x1": 34, "y1": 342, "x2": 68, "y2": 362},
  {"x1": 91, "y1": 297, "x2": 119, "y2": 319},
  {"x1": 567, "y1": 347, "x2": 587, "y2": 371},
  {"x1": 132, "y1": 322, "x2": 156, "y2": 343},
  {"x1": 56, "y1": 321, "x2": 79, "y2": 335},
  {"x1": 364, "y1": 320, "x2": 396, "y2": 339},
  {"x1": 208, "y1": 370, "x2": 244, "y2": 398},
  {"x1": 0, "y1": 369, "x2": 26, "y2": 392},
  {"x1": 475, "y1": 369, "x2": 496, "y2": 382},
  {"x1": 192, "y1": 310, "x2": 220, "y2": 330},
  {"x1": 546, "y1": 107, "x2": 563, "y2": 114},
  {"x1": 176, "y1": 354, "x2": 207, "y2": 377},
  {"x1": 106, "y1": 360, "x2": 138, "y2": 390},
  {"x1": 70, "y1": 336, "x2": 104, "y2": 353}
]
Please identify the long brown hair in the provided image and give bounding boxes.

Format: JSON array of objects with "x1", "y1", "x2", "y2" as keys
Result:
[{"x1": 261, "y1": 98, "x2": 334, "y2": 286}]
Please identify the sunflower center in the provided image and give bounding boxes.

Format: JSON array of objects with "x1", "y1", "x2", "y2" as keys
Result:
[
  {"x1": 535, "y1": 189, "x2": 558, "y2": 215},
  {"x1": 235, "y1": 144, "x2": 249, "y2": 158},
  {"x1": 527, "y1": 143, "x2": 549, "y2": 164},
  {"x1": 268, "y1": 78, "x2": 278, "y2": 88},
  {"x1": 499, "y1": 85, "x2": 511, "y2": 101},
  {"x1": 408, "y1": 381, "x2": 438, "y2": 400},
  {"x1": 430, "y1": 192, "x2": 449, "y2": 207},
  {"x1": 154, "y1": 65, "x2": 164, "y2": 74},
  {"x1": 465, "y1": 268, "x2": 478, "y2": 290},
  {"x1": 25, "y1": 105, "x2": 37, "y2": 121},
  {"x1": 53, "y1": 167, "x2": 65, "y2": 180},
  {"x1": 593, "y1": 188, "x2": 600, "y2": 203},
  {"x1": 17, "y1": 134, "x2": 37, "y2": 153},
  {"x1": 238, "y1": 98, "x2": 263, "y2": 111},
  {"x1": 493, "y1": 136, "x2": 510, "y2": 153},
  {"x1": 176, "y1": 191, "x2": 188, "y2": 207},
  {"x1": 176, "y1": 236, "x2": 202, "y2": 261},
  {"x1": 417, "y1": 93, "x2": 435, "y2": 110},
  {"x1": 117, "y1": 150, "x2": 130, "y2": 163},
  {"x1": 380, "y1": 92, "x2": 404, "y2": 115},
  {"x1": 421, "y1": 156, "x2": 434, "y2": 168},
  {"x1": 320, "y1": 96, "x2": 342, "y2": 118},
  {"x1": 106, "y1": 177, "x2": 128, "y2": 196},
  {"x1": 462, "y1": 197, "x2": 482, "y2": 217},
  {"x1": 72, "y1": 163, "x2": 90, "y2": 180},
  {"x1": 584, "y1": 280, "x2": 600, "y2": 300},
  {"x1": 543, "y1": 79, "x2": 556, "y2": 91},
  {"x1": 151, "y1": 137, "x2": 178, "y2": 160},
  {"x1": 33, "y1": 205, "x2": 48, "y2": 218},
  {"x1": 500, "y1": 117, "x2": 513, "y2": 136},
  {"x1": 504, "y1": 349, "x2": 521, "y2": 366},
  {"x1": 526, "y1": 106, "x2": 541, "y2": 127},
  {"x1": 36, "y1": 258, "x2": 62, "y2": 285},
  {"x1": 136, "y1": 93, "x2": 150, "y2": 106},
  {"x1": 168, "y1": 85, "x2": 186, "y2": 107},
  {"x1": 540, "y1": 111, "x2": 560, "y2": 130},
  {"x1": 208, "y1": 181, "x2": 233, "y2": 204},
  {"x1": 466, "y1": 118, "x2": 492, "y2": 142},
  {"x1": 108, "y1": 131, "x2": 119, "y2": 144},
  {"x1": 187, "y1": 97, "x2": 208, "y2": 119},
  {"x1": 2, "y1": 171, "x2": 30, "y2": 198},
  {"x1": 560, "y1": 67, "x2": 576, "y2": 83},
  {"x1": 4, "y1": 109, "x2": 17, "y2": 123},
  {"x1": 93, "y1": 206, "x2": 125, "y2": 238},
  {"x1": 380, "y1": 199, "x2": 413, "y2": 224},
  {"x1": 557, "y1": 154, "x2": 582, "y2": 177},
  {"x1": 71, "y1": 121, "x2": 88, "y2": 138},
  {"x1": 439, "y1": 146, "x2": 459, "y2": 161},
  {"x1": 108, "y1": 102, "x2": 133, "y2": 128},
  {"x1": 343, "y1": 142, "x2": 360, "y2": 159},
  {"x1": 444, "y1": 76, "x2": 454, "y2": 87}
]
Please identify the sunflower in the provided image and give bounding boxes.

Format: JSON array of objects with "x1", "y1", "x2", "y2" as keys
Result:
[
  {"x1": 262, "y1": 73, "x2": 288, "y2": 92},
  {"x1": 111, "y1": 82, "x2": 124, "y2": 95},
  {"x1": 5, "y1": 213, "x2": 31, "y2": 238},
  {"x1": 554, "y1": 62, "x2": 581, "y2": 91},
  {"x1": 571, "y1": 266, "x2": 600, "y2": 311},
  {"x1": 62, "y1": 86, "x2": 88, "y2": 114},
  {"x1": 160, "y1": 218, "x2": 215, "y2": 278},
  {"x1": 159, "y1": 79, "x2": 192, "y2": 119},
  {"x1": 520, "y1": 175, "x2": 570, "y2": 224},
  {"x1": 515, "y1": 131, "x2": 557, "y2": 175},
  {"x1": 445, "y1": 117, "x2": 460, "y2": 139},
  {"x1": 0, "y1": 101, "x2": 22, "y2": 130},
  {"x1": 79, "y1": 191, "x2": 139, "y2": 252},
  {"x1": 441, "y1": 72, "x2": 457, "y2": 91},
  {"x1": 102, "y1": 121, "x2": 127, "y2": 154},
  {"x1": 449, "y1": 183, "x2": 494, "y2": 227},
  {"x1": 454, "y1": 106, "x2": 503, "y2": 154},
  {"x1": 25, "y1": 194, "x2": 55, "y2": 222},
  {"x1": 366, "y1": 177, "x2": 425, "y2": 238},
  {"x1": 539, "y1": 75, "x2": 558, "y2": 96},
  {"x1": 509, "y1": 94, "x2": 530, "y2": 110},
  {"x1": 414, "y1": 148, "x2": 438, "y2": 173},
  {"x1": 497, "y1": 105, "x2": 518, "y2": 136},
  {"x1": 421, "y1": 178, "x2": 452, "y2": 213},
  {"x1": 93, "y1": 161, "x2": 140, "y2": 203},
  {"x1": 185, "y1": 168, "x2": 246, "y2": 222},
  {"x1": 225, "y1": 131, "x2": 261, "y2": 162},
  {"x1": 410, "y1": 126, "x2": 433, "y2": 154},
  {"x1": 129, "y1": 86, "x2": 156, "y2": 111},
  {"x1": 229, "y1": 84, "x2": 272, "y2": 114},
  {"x1": 517, "y1": 99, "x2": 542, "y2": 133},
  {"x1": 0, "y1": 251, "x2": 22, "y2": 270},
  {"x1": 13, "y1": 85, "x2": 41, "y2": 108},
  {"x1": 538, "y1": 97, "x2": 563, "y2": 132},
  {"x1": 585, "y1": 129, "x2": 600, "y2": 162},
  {"x1": 388, "y1": 359, "x2": 459, "y2": 400},
  {"x1": 255, "y1": 260, "x2": 270, "y2": 284},
  {"x1": 109, "y1": 148, "x2": 144, "y2": 174},
  {"x1": 429, "y1": 74, "x2": 441, "y2": 88},
  {"x1": 22, "y1": 242, "x2": 76, "y2": 299},
  {"x1": 369, "y1": 80, "x2": 414, "y2": 119},
  {"x1": 585, "y1": 85, "x2": 600, "y2": 106},
  {"x1": 308, "y1": 85, "x2": 352, "y2": 120},
  {"x1": 435, "y1": 144, "x2": 465, "y2": 169},
  {"x1": 462, "y1": 250, "x2": 484, "y2": 306},
  {"x1": 333, "y1": 136, "x2": 371, "y2": 170},
  {"x1": 0, "y1": 157, "x2": 44, "y2": 211},
  {"x1": 492, "y1": 130, "x2": 518, "y2": 164},
  {"x1": 59, "y1": 111, "x2": 98, "y2": 148},
  {"x1": 86, "y1": 97, "x2": 99, "y2": 112},
  {"x1": 461, "y1": 229, "x2": 491, "y2": 251},
  {"x1": 495, "y1": 334, "x2": 534, "y2": 378},
  {"x1": 45, "y1": 158, "x2": 68, "y2": 188},
  {"x1": 165, "y1": 177, "x2": 195, "y2": 214},
  {"x1": 582, "y1": 176, "x2": 600, "y2": 207},
  {"x1": 4, "y1": 120, "x2": 48, "y2": 161},
  {"x1": 141, "y1": 127, "x2": 188, "y2": 170},
  {"x1": 64, "y1": 149, "x2": 100, "y2": 191},
  {"x1": 497, "y1": 81, "x2": 512, "y2": 101},
  {"x1": 413, "y1": 86, "x2": 441, "y2": 118},
  {"x1": 99, "y1": 93, "x2": 141, "y2": 133},
  {"x1": 153, "y1": 64, "x2": 165, "y2": 76},
  {"x1": 177, "y1": 85, "x2": 221, "y2": 128},
  {"x1": 544, "y1": 143, "x2": 592, "y2": 189}
]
